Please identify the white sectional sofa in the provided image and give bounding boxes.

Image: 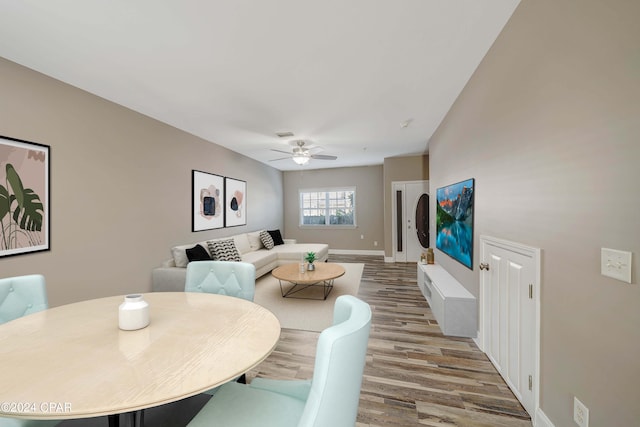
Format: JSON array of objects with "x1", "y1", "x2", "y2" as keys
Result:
[{"x1": 152, "y1": 230, "x2": 329, "y2": 292}]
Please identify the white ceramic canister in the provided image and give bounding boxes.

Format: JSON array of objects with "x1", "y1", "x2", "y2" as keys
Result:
[{"x1": 118, "y1": 294, "x2": 150, "y2": 331}]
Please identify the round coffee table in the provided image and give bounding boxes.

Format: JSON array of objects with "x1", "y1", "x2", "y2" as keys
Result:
[{"x1": 272, "y1": 262, "x2": 346, "y2": 300}]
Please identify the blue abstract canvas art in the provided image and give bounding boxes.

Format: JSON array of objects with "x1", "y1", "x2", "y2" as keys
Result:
[{"x1": 436, "y1": 178, "x2": 474, "y2": 269}]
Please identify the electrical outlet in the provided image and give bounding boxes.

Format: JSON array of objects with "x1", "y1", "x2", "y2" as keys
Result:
[
  {"x1": 574, "y1": 397, "x2": 589, "y2": 427},
  {"x1": 360, "y1": 234, "x2": 364, "y2": 240},
  {"x1": 374, "y1": 241, "x2": 378, "y2": 247},
  {"x1": 601, "y1": 248, "x2": 632, "y2": 283}
]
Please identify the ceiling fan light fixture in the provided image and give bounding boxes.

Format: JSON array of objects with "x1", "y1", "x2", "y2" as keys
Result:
[
  {"x1": 269, "y1": 140, "x2": 336, "y2": 166},
  {"x1": 292, "y1": 153, "x2": 310, "y2": 165}
]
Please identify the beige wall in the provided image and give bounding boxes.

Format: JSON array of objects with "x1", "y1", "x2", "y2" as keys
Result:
[
  {"x1": 283, "y1": 165, "x2": 383, "y2": 251},
  {"x1": 428, "y1": 0, "x2": 639, "y2": 425},
  {"x1": 382, "y1": 155, "x2": 429, "y2": 257},
  {"x1": 0, "y1": 58, "x2": 283, "y2": 307}
]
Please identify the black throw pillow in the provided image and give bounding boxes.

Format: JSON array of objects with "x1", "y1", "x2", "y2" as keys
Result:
[
  {"x1": 268, "y1": 229, "x2": 284, "y2": 246},
  {"x1": 186, "y1": 244, "x2": 212, "y2": 262}
]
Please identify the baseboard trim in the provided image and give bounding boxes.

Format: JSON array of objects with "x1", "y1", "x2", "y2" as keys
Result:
[
  {"x1": 535, "y1": 408, "x2": 554, "y2": 427},
  {"x1": 329, "y1": 249, "x2": 385, "y2": 256},
  {"x1": 384, "y1": 256, "x2": 395, "y2": 263},
  {"x1": 472, "y1": 335, "x2": 481, "y2": 349}
]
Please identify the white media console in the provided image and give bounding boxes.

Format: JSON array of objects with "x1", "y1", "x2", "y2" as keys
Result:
[{"x1": 417, "y1": 263, "x2": 477, "y2": 338}]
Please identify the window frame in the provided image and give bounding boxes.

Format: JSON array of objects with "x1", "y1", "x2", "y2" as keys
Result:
[{"x1": 298, "y1": 187, "x2": 357, "y2": 228}]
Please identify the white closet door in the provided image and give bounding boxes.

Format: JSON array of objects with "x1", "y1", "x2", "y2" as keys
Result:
[{"x1": 480, "y1": 236, "x2": 539, "y2": 417}]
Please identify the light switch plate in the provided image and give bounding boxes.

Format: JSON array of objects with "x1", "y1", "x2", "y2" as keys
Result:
[
  {"x1": 574, "y1": 397, "x2": 589, "y2": 427},
  {"x1": 601, "y1": 248, "x2": 632, "y2": 283}
]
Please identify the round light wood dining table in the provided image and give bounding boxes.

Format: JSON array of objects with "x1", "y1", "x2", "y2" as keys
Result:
[{"x1": 0, "y1": 292, "x2": 281, "y2": 423}]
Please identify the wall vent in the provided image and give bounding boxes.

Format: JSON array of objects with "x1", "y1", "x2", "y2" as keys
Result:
[{"x1": 275, "y1": 131, "x2": 294, "y2": 138}]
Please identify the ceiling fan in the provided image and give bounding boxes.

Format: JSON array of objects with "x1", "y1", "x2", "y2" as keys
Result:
[{"x1": 270, "y1": 140, "x2": 337, "y2": 165}]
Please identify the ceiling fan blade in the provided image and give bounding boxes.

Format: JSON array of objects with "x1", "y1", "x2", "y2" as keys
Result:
[
  {"x1": 270, "y1": 149, "x2": 293, "y2": 155},
  {"x1": 310, "y1": 154, "x2": 337, "y2": 160},
  {"x1": 269, "y1": 156, "x2": 293, "y2": 162}
]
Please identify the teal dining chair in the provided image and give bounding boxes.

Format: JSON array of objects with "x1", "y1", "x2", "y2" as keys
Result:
[
  {"x1": 0, "y1": 274, "x2": 49, "y2": 324},
  {"x1": 185, "y1": 260, "x2": 257, "y2": 390},
  {"x1": 186, "y1": 295, "x2": 372, "y2": 427},
  {"x1": 185, "y1": 260, "x2": 256, "y2": 302},
  {"x1": 0, "y1": 274, "x2": 61, "y2": 427},
  {"x1": 0, "y1": 421, "x2": 61, "y2": 427}
]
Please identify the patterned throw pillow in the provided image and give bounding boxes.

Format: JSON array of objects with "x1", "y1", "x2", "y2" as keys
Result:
[
  {"x1": 260, "y1": 230, "x2": 275, "y2": 250},
  {"x1": 207, "y1": 239, "x2": 241, "y2": 262}
]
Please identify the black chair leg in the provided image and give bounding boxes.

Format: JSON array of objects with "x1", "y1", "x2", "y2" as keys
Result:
[
  {"x1": 108, "y1": 414, "x2": 119, "y2": 427},
  {"x1": 108, "y1": 411, "x2": 142, "y2": 427}
]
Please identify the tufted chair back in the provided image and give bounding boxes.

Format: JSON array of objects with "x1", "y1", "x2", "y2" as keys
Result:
[
  {"x1": 0, "y1": 275, "x2": 62, "y2": 426},
  {"x1": 184, "y1": 295, "x2": 371, "y2": 427},
  {"x1": 297, "y1": 294, "x2": 372, "y2": 427},
  {"x1": 0, "y1": 274, "x2": 49, "y2": 324},
  {"x1": 185, "y1": 261, "x2": 256, "y2": 301}
]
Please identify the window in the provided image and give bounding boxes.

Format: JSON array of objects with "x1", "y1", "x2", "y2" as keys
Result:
[{"x1": 299, "y1": 188, "x2": 356, "y2": 227}]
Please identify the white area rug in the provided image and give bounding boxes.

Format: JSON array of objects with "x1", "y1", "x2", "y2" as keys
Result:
[{"x1": 254, "y1": 263, "x2": 364, "y2": 332}]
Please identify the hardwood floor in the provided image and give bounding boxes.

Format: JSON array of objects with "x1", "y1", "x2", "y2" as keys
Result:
[
  {"x1": 60, "y1": 255, "x2": 532, "y2": 426},
  {"x1": 248, "y1": 254, "x2": 532, "y2": 427}
]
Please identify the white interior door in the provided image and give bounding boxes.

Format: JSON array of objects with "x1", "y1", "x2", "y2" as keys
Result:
[
  {"x1": 392, "y1": 181, "x2": 429, "y2": 262},
  {"x1": 479, "y1": 236, "x2": 540, "y2": 417}
]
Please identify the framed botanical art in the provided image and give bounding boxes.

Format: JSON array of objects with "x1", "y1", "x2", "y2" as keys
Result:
[
  {"x1": 192, "y1": 170, "x2": 224, "y2": 232},
  {"x1": 224, "y1": 177, "x2": 246, "y2": 227},
  {"x1": 0, "y1": 135, "x2": 50, "y2": 258}
]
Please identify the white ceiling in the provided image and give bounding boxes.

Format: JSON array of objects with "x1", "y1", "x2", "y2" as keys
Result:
[{"x1": 0, "y1": 0, "x2": 519, "y2": 171}]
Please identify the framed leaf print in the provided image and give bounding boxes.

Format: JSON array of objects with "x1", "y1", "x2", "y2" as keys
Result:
[{"x1": 0, "y1": 135, "x2": 50, "y2": 258}]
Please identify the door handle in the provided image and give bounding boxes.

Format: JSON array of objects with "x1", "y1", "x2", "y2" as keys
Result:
[{"x1": 479, "y1": 263, "x2": 490, "y2": 271}]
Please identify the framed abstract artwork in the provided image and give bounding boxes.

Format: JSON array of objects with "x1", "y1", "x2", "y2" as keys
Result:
[
  {"x1": 436, "y1": 178, "x2": 475, "y2": 269},
  {"x1": 192, "y1": 170, "x2": 224, "y2": 232},
  {"x1": 224, "y1": 177, "x2": 246, "y2": 227},
  {"x1": 0, "y1": 135, "x2": 50, "y2": 258}
]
